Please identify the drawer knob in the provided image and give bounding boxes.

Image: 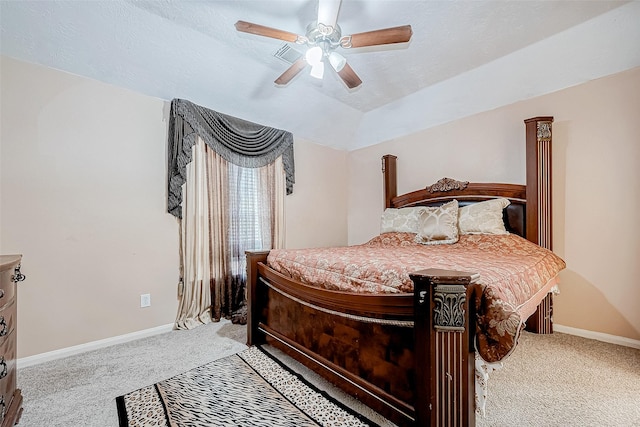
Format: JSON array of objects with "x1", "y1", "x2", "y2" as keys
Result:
[
  {"x1": 11, "y1": 265, "x2": 26, "y2": 284},
  {"x1": 0, "y1": 317, "x2": 6, "y2": 337}
]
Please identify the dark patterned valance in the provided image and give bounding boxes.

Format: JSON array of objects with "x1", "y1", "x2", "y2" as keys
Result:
[{"x1": 167, "y1": 99, "x2": 295, "y2": 218}]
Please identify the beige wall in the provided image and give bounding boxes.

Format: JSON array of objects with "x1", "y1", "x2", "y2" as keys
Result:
[
  {"x1": 0, "y1": 56, "x2": 348, "y2": 357},
  {"x1": 285, "y1": 139, "x2": 348, "y2": 249},
  {"x1": 348, "y1": 67, "x2": 640, "y2": 341}
]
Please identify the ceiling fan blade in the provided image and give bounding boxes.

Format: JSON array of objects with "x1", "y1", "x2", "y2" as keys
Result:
[
  {"x1": 345, "y1": 25, "x2": 413, "y2": 48},
  {"x1": 274, "y1": 58, "x2": 308, "y2": 86},
  {"x1": 337, "y1": 63, "x2": 362, "y2": 89},
  {"x1": 235, "y1": 20, "x2": 301, "y2": 43},
  {"x1": 317, "y1": 0, "x2": 341, "y2": 31}
]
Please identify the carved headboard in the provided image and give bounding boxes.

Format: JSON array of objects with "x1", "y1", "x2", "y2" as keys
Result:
[
  {"x1": 385, "y1": 172, "x2": 527, "y2": 238},
  {"x1": 381, "y1": 115, "x2": 554, "y2": 247}
]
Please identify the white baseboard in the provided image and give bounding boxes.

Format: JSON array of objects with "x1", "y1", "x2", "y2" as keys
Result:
[
  {"x1": 17, "y1": 323, "x2": 175, "y2": 369},
  {"x1": 554, "y1": 324, "x2": 640, "y2": 350},
  {"x1": 17, "y1": 322, "x2": 638, "y2": 369}
]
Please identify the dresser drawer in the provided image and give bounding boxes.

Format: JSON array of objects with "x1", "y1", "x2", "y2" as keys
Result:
[
  {"x1": 0, "y1": 300, "x2": 16, "y2": 349},
  {"x1": 0, "y1": 329, "x2": 16, "y2": 421},
  {"x1": 0, "y1": 268, "x2": 15, "y2": 310}
]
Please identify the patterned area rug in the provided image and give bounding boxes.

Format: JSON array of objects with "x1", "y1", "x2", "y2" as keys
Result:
[{"x1": 116, "y1": 346, "x2": 380, "y2": 427}]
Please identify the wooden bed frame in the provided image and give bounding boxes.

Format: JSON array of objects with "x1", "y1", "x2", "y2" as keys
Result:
[{"x1": 246, "y1": 117, "x2": 555, "y2": 426}]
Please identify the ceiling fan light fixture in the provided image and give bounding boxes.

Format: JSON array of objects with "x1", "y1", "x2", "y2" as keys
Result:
[
  {"x1": 328, "y1": 51, "x2": 346, "y2": 72},
  {"x1": 310, "y1": 62, "x2": 325, "y2": 79},
  {"x1": 305, "y1": 46, "x2": 323, "y2": 65}
]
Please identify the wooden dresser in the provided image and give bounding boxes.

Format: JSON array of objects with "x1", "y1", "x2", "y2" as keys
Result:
[{"x1": 0, "y1": 255, "x2": 24, "y2": 427}]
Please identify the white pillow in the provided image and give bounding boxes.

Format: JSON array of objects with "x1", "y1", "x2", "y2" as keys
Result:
[
  {"x1": 458, "y1": 198, "x2": 510, "y2": 235},
  {"x1": 414, "y1": 200, "x2": 459, "y2": 245},
  {"x1": 380, "y1": 207, "x2": 425, "y2": 234}
]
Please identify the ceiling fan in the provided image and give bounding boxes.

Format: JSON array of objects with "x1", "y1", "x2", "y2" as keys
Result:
[{"x1": 235, "y1": 0, "x2": 412, "y2": 89}]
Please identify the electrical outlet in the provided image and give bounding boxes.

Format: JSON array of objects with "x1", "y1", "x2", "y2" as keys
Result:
[{"x1": 140, "y1": 293, "x2": 151, "y2": 308}]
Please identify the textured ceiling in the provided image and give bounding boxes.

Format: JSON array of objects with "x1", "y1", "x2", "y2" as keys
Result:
[{"x1": 1, "y1": 1, "x2": 639, "y2": 150}]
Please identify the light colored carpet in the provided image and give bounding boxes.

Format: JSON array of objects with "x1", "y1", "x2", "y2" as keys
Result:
[
  {"x1": 477, "y1": 331, "x2": 640, "y2": 427},
  {"x1": 17, "y1": 322, "x2": 640, "y2": 426},
  {"x1": 18, "y1": 321, "x2": 247, "y2": 427}
]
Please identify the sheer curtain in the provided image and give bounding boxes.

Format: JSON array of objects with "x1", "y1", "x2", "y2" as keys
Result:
[{"x1": 175, "y1": 137, "x2": 286, "y2": 329}]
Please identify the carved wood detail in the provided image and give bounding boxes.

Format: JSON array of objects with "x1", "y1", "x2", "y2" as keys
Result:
[
  {"x1": 433, "y1": 284, "x2": 467, "y2": 332},
  {"x1": 426, "y1": 177, "x2": 469, "y2": 193}
]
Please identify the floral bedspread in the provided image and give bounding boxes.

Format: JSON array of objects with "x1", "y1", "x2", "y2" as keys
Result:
[{"x1": 267, "y1": 233, "x2": 566, "y2": 362}]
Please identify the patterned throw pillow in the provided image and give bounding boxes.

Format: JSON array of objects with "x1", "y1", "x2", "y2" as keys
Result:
[
  {"x1": 414, "y1": 200, "x2": 459, "y2": 245},
  {"x1": 380, "y1": 207, "x2": 426, "y2": 233},
  {"x1": 458, "y1": 198, "x2": 510, "y2": 235}
]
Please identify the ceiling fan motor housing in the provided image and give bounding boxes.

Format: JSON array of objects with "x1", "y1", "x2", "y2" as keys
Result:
[{"x1": 304, "y1": 22, "x2": 342, "y2": 51}]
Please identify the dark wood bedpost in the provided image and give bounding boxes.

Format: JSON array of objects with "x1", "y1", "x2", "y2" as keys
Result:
[
  {"x1": 246, "y1": 250, "x2": 270, "y2": 346},
  {"x1": 382, "y1": 154, "x2": 397, "y2": 208},
  {"x1": 410, "y1": 269, "x2": 477, "y2": 427},
  {"x1": 524, "y1": 116, "x2": 554, "y2": 334},
  {"x1": 524, "y1": 116, "x2": 554, "y2": 249}
]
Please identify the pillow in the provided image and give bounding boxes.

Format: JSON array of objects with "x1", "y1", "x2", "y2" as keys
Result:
[
  {"x1": 414, "y1": 200, "x2": 459, "y2": 245},
  {"x1": 380, "y1": 207, "x2": 426, "y2": 233},
  {"x1": 458, "y1": 198, "x2": 510, "y2": 235}
]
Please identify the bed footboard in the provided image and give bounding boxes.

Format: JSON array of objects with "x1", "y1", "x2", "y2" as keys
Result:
[{"x1": 247, "y1": 250, "x2": 478, "y2": 426}]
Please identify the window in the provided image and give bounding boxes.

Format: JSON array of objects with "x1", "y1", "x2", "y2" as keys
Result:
[{"x1": 228, "y1": 165, "x2": 264, "y2": 252}]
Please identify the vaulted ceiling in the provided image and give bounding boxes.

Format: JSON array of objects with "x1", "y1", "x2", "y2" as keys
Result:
[{"x1": 1, "y1": 1, "x2": 639, "y2": 150}]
